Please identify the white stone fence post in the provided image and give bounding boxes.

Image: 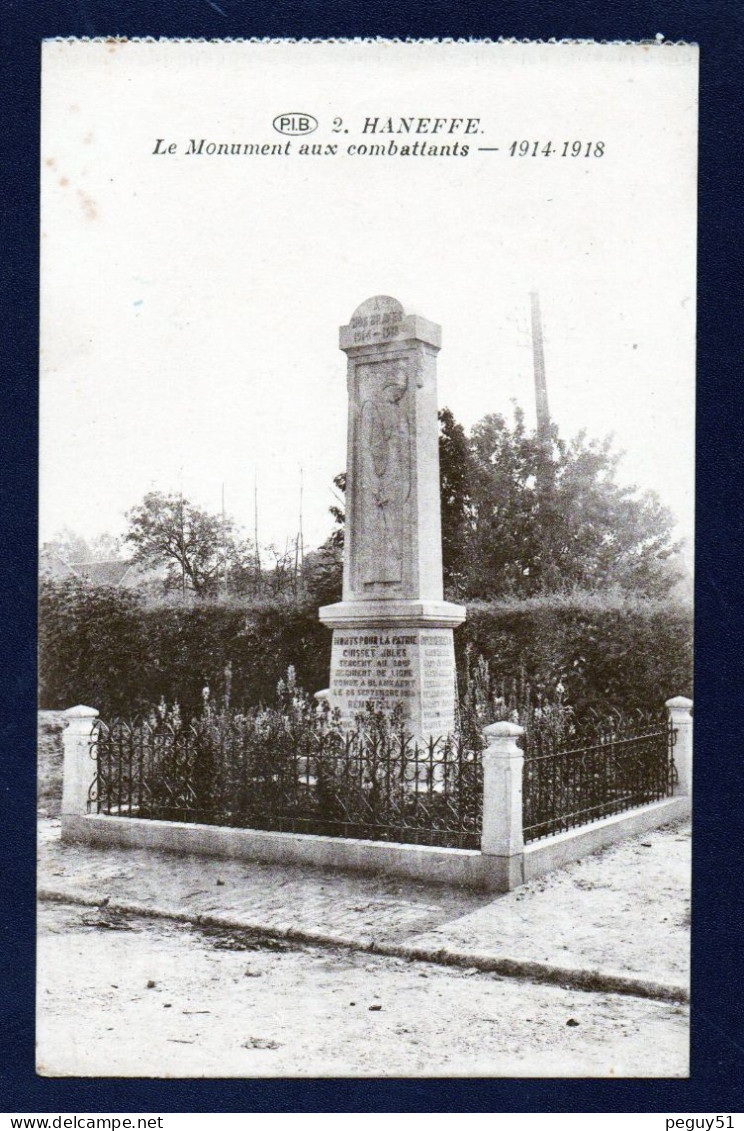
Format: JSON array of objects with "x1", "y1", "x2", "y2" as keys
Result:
[
  {"x1": 479, "y1": 698, "x2": 691, "y2": 887},
  {"x1": 61, "y1": 705, "x2": 99, "y2": 823},
  {"x1": 665, "y1": 696, "x2": 693, "y2": 797},
  {"x1": 480, "y1": 720, "x2": 525, "y2": 888}
]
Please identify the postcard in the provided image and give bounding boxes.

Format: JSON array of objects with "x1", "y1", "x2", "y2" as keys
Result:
[{"x1": 38, "y1": 38, "x2": 697, "y2": 1078}]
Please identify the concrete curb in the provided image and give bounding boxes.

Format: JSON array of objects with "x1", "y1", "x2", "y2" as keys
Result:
[{"x1": 38, "y1": 888, "x2": 689, "y2": 1006}]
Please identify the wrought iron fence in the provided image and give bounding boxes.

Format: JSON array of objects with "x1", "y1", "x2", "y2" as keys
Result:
[
  {"x1": 88, "y1": 716, "x2": 483, "y2": 850},
  {"x1": 521, "y1": 708, "x2": 677, "y2": 843},
  {"x1": 87, "y1": 703, "x2": 676, "y2": 852}
]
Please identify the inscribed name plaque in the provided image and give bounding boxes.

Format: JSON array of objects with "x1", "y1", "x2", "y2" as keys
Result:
[
  {"x1": 329, "y1": 628, "x2": 457, "y2": 739},
  {"x1": 320, "y1": 296, "x2": 465, "y2": 744}
]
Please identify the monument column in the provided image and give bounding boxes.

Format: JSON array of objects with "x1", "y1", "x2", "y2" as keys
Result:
[{"x1": 319, "y1": 295, "x2": 466, "y2": 743}]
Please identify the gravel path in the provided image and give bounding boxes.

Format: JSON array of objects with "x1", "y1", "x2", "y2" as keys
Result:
[{"x1": 37, "y1": 901, "x2": 689, "y2": 1078}]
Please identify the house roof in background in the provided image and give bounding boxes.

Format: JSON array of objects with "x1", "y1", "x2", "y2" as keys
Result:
[{"x1": 39, "y1": 550, "x2": 138, "y2": 586}]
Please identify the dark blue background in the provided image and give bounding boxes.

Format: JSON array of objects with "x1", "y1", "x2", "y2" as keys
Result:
[{"x1": 3, "y1": 0, "x2": 743, "y2": 1113}]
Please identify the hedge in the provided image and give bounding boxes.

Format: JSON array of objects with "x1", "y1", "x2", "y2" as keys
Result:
[
  {"x1": 39, "y1": 579, "x2": 330, "y2": 719},
  {"x1": 39, "y1": 578, "x2": 692, "y2": 721},
  {"x1": 459, "y1": 592, "x2": 693, "y2": 717}
]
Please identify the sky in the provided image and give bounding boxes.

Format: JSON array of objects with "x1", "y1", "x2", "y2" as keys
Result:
[{"x1": 40, "y1": 40, "x2": 697, "y2": 559}]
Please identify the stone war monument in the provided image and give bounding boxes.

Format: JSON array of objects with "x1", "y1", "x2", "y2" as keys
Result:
[{"x1": 319, "y1": 295, "x2": 466, "y2": 743}]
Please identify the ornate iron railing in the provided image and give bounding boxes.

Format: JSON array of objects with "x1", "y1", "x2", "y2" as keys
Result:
[
  {"x1": 521, "y1": 708, "x2": 677, "y2": 843},
  {"x1": 87, "y1": 705, "x2": 677, "y2": 851},
  {"x1": 88, "y1": 717, "x2": 483, "y2": 850}
]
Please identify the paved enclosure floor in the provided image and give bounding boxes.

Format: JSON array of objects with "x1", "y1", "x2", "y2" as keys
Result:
[{"x1": 38, "y1": 816, "x2": 690, "y2": 991}]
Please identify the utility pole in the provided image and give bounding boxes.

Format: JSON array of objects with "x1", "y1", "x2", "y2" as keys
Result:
[
  {"x1": 530, "y1": 291, "x2": 556, "y2": 587},
  {"x1": 293, "y1": 533, "x2": 299, "y2": 597},
  {"x1": 179, "y1": 467, "x2": 186, "y2": 601},
  {"x1": 530, "y1": 290, "x2": 551, "y2": 440},
  {"x1": 254, "y1": 471, "x2": 261, "y2": 596},
  {"x1": 221, "y1": 481, "x2": 226, "y2": 597},
  {"x1": 298, "y1": 467, "x2": 305, "y2": 594}
]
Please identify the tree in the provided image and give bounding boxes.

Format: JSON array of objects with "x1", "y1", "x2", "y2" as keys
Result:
[
  {"x1": 438, "y1": 408, "x2": 476, "y2": 595},
  {"x1": 465, "y1": 407, "x2": 680, "y2": 599},
  {"x1": 328, "y1": 472, "x2": 346, "y2": 549},
  {"x1": 303, "y1": 471, "x2": 345, "y2": 605},
  {"x1": 125, "y1": 491, "x2": 246, "y2": 597},
  {"x1": 302, "y1": 540, "x2": 343, "y2": 606},
  {"x1": 465, "y1": 409, "x2": 540, "y2": 597},
  {"x1": 224, "y1": 543, "x2": 264, "y2": 599}
]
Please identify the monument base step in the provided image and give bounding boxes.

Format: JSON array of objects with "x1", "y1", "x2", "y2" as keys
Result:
[{"x1": 319, "y1": 599, "x2": 466, "y2": 629}]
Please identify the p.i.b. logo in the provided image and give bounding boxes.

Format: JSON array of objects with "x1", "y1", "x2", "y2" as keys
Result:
[{"x1": 272, "y1": 113, "x2": 318, "y2": 136}]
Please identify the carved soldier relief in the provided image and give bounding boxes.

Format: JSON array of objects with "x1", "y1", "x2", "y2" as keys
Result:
[{"x1": 356, "y1": 359, "x2": 412, "y2": 588}]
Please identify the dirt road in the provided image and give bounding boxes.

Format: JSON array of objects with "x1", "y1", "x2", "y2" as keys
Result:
[{"x1": 37, "y1": 901, "x2": 688, "y2": 1078}]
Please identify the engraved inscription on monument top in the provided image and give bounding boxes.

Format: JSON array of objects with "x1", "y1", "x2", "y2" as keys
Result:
[{"x1": 319, "y1": 296, "x2": 466, "y2": 742}]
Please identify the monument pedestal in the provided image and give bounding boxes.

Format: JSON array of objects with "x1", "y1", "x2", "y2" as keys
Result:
[
  {"x1": 320, "y1": 295, "x2": 465, "y2": 745},
  {"x1": 320, "y1": 601, "x2": 465, "y2": 743}
]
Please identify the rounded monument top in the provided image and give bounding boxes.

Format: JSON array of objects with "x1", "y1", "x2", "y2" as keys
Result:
[
  {"x1": 340, "y1": 294, "x2": 439, "y2": 351},
  {"x1": 349, "y1": 295, "x2": 406, "y2": 322}
]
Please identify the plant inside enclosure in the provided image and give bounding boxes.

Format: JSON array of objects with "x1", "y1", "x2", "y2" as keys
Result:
[
  {"x1": 89, "y1": 664, "x2": 675, "y2": 852},
  {"x1": 458, "y1": 644, "x2": 575, "y2": 748},
  {"x1": 91, "y1": 668, "x2": 483, "y2": 849}
]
